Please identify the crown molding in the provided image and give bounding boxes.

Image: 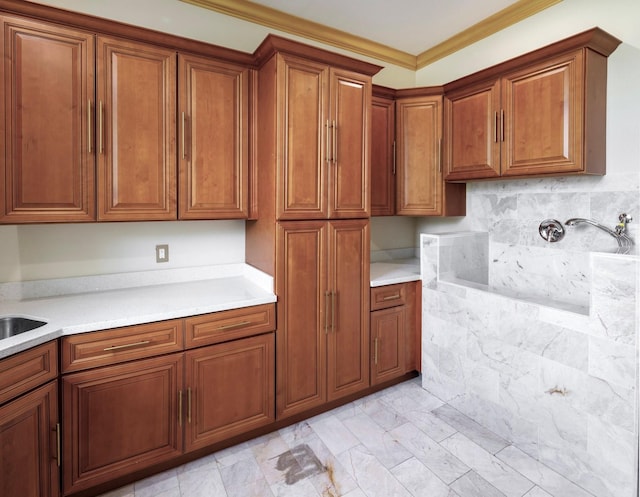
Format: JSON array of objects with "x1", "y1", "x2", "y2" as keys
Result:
[
  {"x1": 180, "y1": 0, "x2": 562, "y2": 71},
  {"x1": 180, "y1": 0, "x2": 417, "y2": 69},
  {"x1": 416, "y1": 0, "x2": 563, "y2": 68}
]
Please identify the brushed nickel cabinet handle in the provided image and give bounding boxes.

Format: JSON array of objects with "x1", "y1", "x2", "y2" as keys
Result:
[
  {"x1": 438, "y1": 138, "x2": 443, "y2": 173},
  {"x1": 392, "y1": 140, "x2": 396, "y2": 175},
  {"x1": 98, "y1": 101, "x2": 104, "y2": 154},
  {"x1": 331, "y1": 291, "x2": 336, "y2": 332},
  {"x1": 382, "y1": 294, "x2": 401, "y2": 301},
  {"x1": 181, "y1": 111, "x2": 186, "y2": 160},
  {"x1": 332, "y1": 120, "x2": 337, "y2": 164},
  {"x1": 187, "y1": 388, "x2": 192, "y2": 424},
  {"x1": 326, "y1": 120, "x2": 331, "y2": 164},
  {"x1": 103, "y1": 340, "x2": 150, "y2": 352},
  {"x1": 178, "y1": 390, "x2": 183, "y2": 427},
  {"x1": 500, "y1": 109, "x2": 505, "y2": 142},
  {"x1": 55, "y1": 423, "x2": 61, "y2": 467},
  {"x1": 87, "y1": 101, "x2": 92, "y2": 154},
  {"x1": 494, "y1": 111, "x2": 499, "y2": 143},
  {"x1": 324, "y1": 291, "x2": 330, "y2": 333},
  {"x1": 374, "y1": 338, "x2": 379, "y2": 365},
  {"x1": 216, "y1": 321, "x2": 251, "y2": 330}
]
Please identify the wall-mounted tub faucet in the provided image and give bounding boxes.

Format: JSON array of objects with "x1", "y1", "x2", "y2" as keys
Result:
[{"x1": 564, "y1": 214, "x2": 634, "y2": 250}]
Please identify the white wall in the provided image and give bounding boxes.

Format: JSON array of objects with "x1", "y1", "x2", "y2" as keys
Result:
[{"x1": 415, "y1": 0, "x2": 640, "y2": 241}]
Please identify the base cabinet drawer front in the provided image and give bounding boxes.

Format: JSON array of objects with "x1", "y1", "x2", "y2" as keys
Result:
[
  {"x1": 62, "y1": 354, "x2": 184, "y2": 494},
  {"x1": 184, "y1": 303, "x2": 275, "y2": 349},
  {"x1": 0, "y1": 340, "x2": 58, "y2": 405},
  {"x1": 371, "y1": 283, "x2": 407, "y2": 311},
  {"x1": 0, "y1": 380, "x2": 60, "y2": 497},
  {"x1": 61, "y1": 319, "x2": 184, "y2": 372},
  {"x1": 184, "y1": 333, "x2": 275, "y2": 452}
]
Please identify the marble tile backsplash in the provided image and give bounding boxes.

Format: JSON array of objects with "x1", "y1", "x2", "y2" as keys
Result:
[{"x1": 464, "y1": 172, "x2": 640, "y2": 308}]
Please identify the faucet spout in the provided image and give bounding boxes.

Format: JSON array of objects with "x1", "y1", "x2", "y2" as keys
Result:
[
  {"x1": 564, "y1": 216, "x2": 634, "y2": 250},
  {"x1": 564, "y1": 218, "x2": 619, "y2": 238}
]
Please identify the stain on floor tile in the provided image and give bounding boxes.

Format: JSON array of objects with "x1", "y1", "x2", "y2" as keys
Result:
[{"x1": 275, "y1": 443, "x2": 326, "y2": 485}]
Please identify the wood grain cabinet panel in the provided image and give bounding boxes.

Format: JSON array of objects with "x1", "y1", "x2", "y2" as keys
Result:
[
  {"x1": 62, "y1": 354, "x2": 184, "y2": 494},
  {"x1": 370, "y1": 93, "x2": 395, "y2": 216},
  {"x1": 276, "y1": 220, "x2": 369, "y2": 418},
  {"x1": 61, "y1": 319, "x2": 183, "y2": 372},
  {"x1": 273, "y1": 54, "x2": 370, "y2": 220},
  {"x1": 178, "y1": 54, "x2": 249, "y2": 219},
  {"x1": 0, "y1": 380, "x2": 59, "y2": 497},
  {"x1": 370, "y1": 307, "x2": 405, "y2": 385},
  {"x1": 0, "y1": 15, "x2": 95, "y2": 223},
  {"x1": 184, "y1": 333, "x2": 275, "y2": 452},
  {"x1": 0, "y1": 340, "x2": 57, "y2": 405},
  {"x1": 97, "y1": 36, "x2": 176, "y2": 220}
]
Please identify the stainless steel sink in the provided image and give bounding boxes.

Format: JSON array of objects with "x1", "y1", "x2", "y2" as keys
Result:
[{"x1": 0, "y1": 317, "x2": 47, "y2": 339}]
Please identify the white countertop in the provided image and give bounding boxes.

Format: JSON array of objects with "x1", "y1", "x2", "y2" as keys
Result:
[
  {"x1": 1, "y1": 257, "x2": 422, "y2": 359},
  {"x1": 0, "y1": 264, "x2": 276, "y2": 359},
  {"x1": 370, "y1": 258, "x2": 421, "y2": 287}
]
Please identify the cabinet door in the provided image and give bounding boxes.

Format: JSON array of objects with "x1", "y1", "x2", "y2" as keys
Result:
[
  {"x1": 502, "y1": 50, "x2": 584, "y2": 176},
  {"x1": 97, "y1": 36, "x2": 176, "y2": 220},
  {"x1": 276, "y1": 221, "x2": 327, "y2": 417},
  {"x1": 370, "y1": 95, "x2": 395, "y2": 216},
  {"x1": 444, "y1": 80, "x2": 501, "y2": 180},
  {"x1": 0, "y1": 15, "x2": 94, "y2": 223},
  {"x1": 178, "y1": 54, "x2": 248, "y2": 219},
  {"x1": 371, "y1": 307, "x2": 405, "y2": 385},
  {"x1": 396, "y1": 95, "x2": 444, "y2": 215},
  {"x1": 184, "y1": 333, "x2": 274, "y2": 452},
  {"x1": 327, "y1": 220, "x2": 369, "y2": 400},
  {"x1": 328, "y1": 68, "x2": 370, "y2": 218},
  {"x1": 62, "y1": 354, "x2": 183, "y2": 494},
  {"x1": 0, "y1": 381, "x2": 59, "y2": 497},
  {"x1": 276, "y1": 55, "x2": 328, "y2": 220}
]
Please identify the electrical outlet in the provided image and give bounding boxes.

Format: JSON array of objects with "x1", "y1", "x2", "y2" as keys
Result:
[{"x1": 156, "y1": 244, "x2": 169, "y2": 263}]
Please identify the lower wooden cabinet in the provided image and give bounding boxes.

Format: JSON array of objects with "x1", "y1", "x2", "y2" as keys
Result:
[
  {"x1": 0, "y1": 341, "x2": 59, "y2": 497},
  {"x1": 370, "y1": 281, "x2": 420, "y2": 383},
  {"x1": 184, "y1": 333, "x2": 275, "y2": 452},
  {"x1": 0, "y1": 380, "x2": 60, "y2": 497},
  {"x1": 62, "y1": 354, "x2": 184, "y2": 494}
]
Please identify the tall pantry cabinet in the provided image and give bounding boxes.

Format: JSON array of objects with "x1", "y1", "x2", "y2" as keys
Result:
[{"x1": 247, "y1": 36, "x2": 381, "y2": 419}]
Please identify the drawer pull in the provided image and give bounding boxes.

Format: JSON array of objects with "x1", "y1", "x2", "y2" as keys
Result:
[
  {"x1": 103, "y1": 340, "x2": 150, "y2": 352},
  {"x1": 216, "y1": 321, "x2": 251, "y2": 331},
  {"x1": 382, "y1": 294, "x2": 401, "y2": 301}
]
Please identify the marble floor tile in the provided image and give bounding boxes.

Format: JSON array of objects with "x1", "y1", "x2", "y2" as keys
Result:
[{"x1": 99, "y1": 377, "x2": 603, "y2": 497}]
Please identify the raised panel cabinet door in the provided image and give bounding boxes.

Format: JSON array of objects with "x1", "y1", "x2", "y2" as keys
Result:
[
  {"x1": 178, "y1": 54, "x2": 248, "y2": 219},
  {"x1": 396, "y1": 95, "x2": 443, "y2": 215},
  {"x1": 328, "y1": 68, "x2": 370, "y2": 218},
  {"x1": 62, "y1": 354, "x2": 183, "y2": 494},
  {"x1": 370, "y1": 307, "x2": 405, "y2": 385},
  {"x1": 501, "y1": 50, "x2": 584, "y2": 176},
  {"x1": 370, "y1": 95, "x2": 395, "y2": 216},
  {"x1": 275, "y1": 221, "x2": 327, "y2": 417},
  {"x1": 0, "y1": 15, "x2": 95, "y2": 223},
  {"x1": 444, "y1": 80, "x2": 501, "y2": 180},
  {"x1": 184, "y1": 333, "x2": 275, "y2": 452},
  {"x1": 0, "y1": 381, "x2": 59, "y2": 497},
  {"x1": 326, "y1": 219, "x2": 370, "y2": 400},
  {"x1": 97, "y1": 36, "x2": 176, "y2": 220},
  {"x1": 276, "y1": 55, "x2": 328, "y2": 220}
]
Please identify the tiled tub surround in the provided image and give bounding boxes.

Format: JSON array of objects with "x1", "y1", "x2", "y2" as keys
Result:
[{"x1": 421, "y1": 232, "x2": 639, "y2": 497}]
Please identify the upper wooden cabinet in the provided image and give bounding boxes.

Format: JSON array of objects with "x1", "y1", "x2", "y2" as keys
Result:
[
  {"x1": 371, "y1": 86, "x2": 465, "y2": 217},
  {"x1": 0, "y1": 14, "x2": 95, "y2": 223},
  {"x1": 178, "y1": 54, "x2": 249, "y2": 219},
  {"x1": 370, "y1": 90, "x2": 396, "y2": 216},
  {"x1": 444, "y1": 28, "x2": 621, "y2": 181},
  {"x1": 258, "y1": 46, "x2": 373, "y2": 220},
  {"x1": 97, "y1": 36, "x2": 177, "y2": 220}
]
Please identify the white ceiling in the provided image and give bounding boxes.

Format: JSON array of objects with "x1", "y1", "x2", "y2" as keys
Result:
[{"x1": 247, "y1": 0, "x2": 521, "y2": 55}]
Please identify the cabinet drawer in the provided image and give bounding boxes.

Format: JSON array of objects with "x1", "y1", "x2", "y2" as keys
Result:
[
  {"x1": 370, "y1": 283, "x2": 408, "y2": 310},
  {"x1": 185, "y1": 304, "x2": 275, "y2": 349},
  {"x1": 0, "y1": 341, "x2": 57, "y2": 405},
  {"x1": 61, "y1": 319, "x2": 183, "y2": 373}
]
